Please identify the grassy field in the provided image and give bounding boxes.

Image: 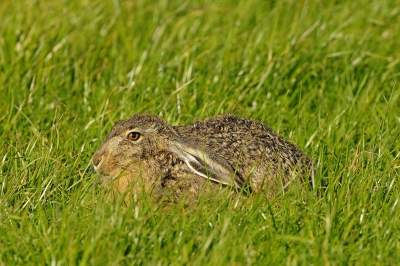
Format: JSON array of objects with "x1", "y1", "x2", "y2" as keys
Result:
[{"x1": 1, "y1": 0, "x2": 399, "y2": 264}]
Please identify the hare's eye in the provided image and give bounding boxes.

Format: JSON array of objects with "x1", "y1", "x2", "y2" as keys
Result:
[{"x1": 127, "y1": 132, "x2": 140, "y2": 141}]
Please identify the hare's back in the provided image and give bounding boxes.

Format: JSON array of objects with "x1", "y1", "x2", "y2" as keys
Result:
[
  {"x1": 175, "y1": 114, "x2": 288, "y2": 150},
  {"x1": 176, "y1": 114, "x2": 271, "y2": 135},
  {"x1": 174, "y1": 114, "x2": 308, "y2": 169}
]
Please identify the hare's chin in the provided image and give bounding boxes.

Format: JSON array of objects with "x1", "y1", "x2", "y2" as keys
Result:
[
  {"x1": 100, "y1": 175, "x2": 114, "y2": 180},
  {"x1": 98, "y1": 174, "x2": 114, "y2": 187},
  {"x1": 99, "y1": 174, "x2": 113, "y2": 181}
]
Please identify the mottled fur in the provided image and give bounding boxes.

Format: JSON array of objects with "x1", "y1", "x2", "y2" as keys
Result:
[{"x1": 92, "y1": 114, "x2": 314, "y2": 204}]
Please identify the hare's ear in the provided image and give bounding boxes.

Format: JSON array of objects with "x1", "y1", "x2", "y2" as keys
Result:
[{"x1": 168, "y1": 142, "x2": 245, "y2": 189}]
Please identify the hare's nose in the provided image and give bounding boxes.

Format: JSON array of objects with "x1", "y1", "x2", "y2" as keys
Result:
[{"x1": 92, "y1": 154, "x2": 103, "y2": 172}]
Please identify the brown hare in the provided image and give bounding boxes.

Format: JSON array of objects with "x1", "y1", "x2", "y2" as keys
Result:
[{"x1": 92, "y1": 114, "x2": 314, "y2": 203}]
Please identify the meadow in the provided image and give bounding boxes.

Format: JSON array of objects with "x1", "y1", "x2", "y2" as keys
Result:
[{"x1": 0, "y1": 0, "x2": 399, "y2": 264}]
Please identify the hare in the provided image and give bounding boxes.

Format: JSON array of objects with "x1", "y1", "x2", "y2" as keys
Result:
[{"x1": 92, "y1": 114, "x2": 314, "y2": 204}]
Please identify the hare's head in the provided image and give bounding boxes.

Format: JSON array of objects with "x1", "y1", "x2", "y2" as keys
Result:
[
  {"x1": 91, "y1": 114, "x2": 179, "y2": 184},
  {"x1": 92, "y1": 114, "x2": 243, "y2": 191}
]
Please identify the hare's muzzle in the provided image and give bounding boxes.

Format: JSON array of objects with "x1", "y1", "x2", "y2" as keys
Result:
[{"x1": 92, "y1": 152, "x2": 103, "y2": 172}]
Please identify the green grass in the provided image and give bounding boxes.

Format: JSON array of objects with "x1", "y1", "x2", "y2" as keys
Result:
[{"x1": 1, "y1": 0, "x2": 399, "y2": 264}]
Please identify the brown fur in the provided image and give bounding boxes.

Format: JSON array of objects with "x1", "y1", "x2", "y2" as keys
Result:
[{"x1": 92, "y1": 114, "x2": 314, "y2": 204}]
